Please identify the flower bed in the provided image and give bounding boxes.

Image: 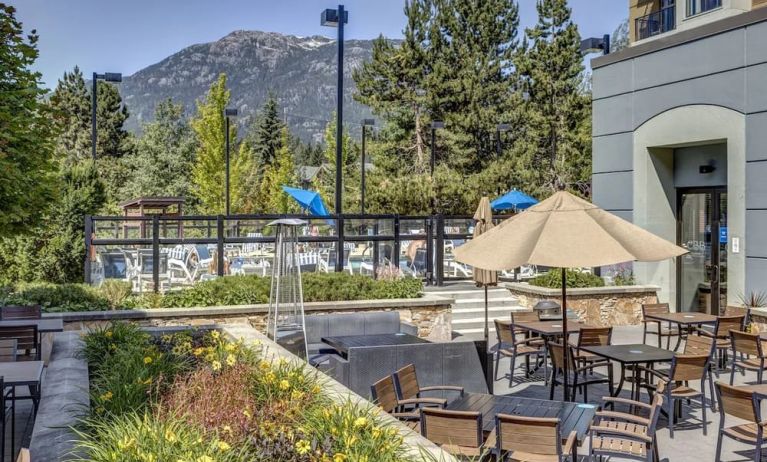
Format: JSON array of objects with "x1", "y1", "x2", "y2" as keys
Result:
[{"x1": 75, "y1": 322, "x2": 422, "y2": 461}]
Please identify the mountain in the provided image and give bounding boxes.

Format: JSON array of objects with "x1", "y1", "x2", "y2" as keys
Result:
[{"x1": 120, "y1": 30, "x2": 379, "y2": 143}]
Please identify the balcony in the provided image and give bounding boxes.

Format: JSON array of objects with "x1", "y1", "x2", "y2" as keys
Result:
[{"x1": 635, "y1": 5, "x2": 676, "y2": 41}]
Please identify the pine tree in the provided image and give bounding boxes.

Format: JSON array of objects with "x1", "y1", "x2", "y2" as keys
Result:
[
  {"x1": 0, "y1": 5, "x2": 57, "y2": 236},
  {"x1": 248, "y1": 95, "x2": 284, "y2": 166},
  {"x1": 258, "y1": 128, "x2": 298, "y2": 213},
  {"x1": 124, "y1": 99, "x2": 197, "y2": 200},
  {"x1": 312, "y1": 115, "x2": 359, "y2": 213},
  {"x1": 515, "y1": 0, "x2": 591, "y2": 196},
  {"x1": 190, "y1": 74, "x2": 250, "y2": 213},
  {"x1": 49, "y1": 66, "x2": 91, "y2": 163}
]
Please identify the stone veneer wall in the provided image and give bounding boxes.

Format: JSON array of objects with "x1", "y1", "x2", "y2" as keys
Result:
[
  {"x1": 56, "y1": 294, "x2": 454, "y2": 341},
  {"x1": 507, "y1": 283, "x2": 660, "y2": 326}
]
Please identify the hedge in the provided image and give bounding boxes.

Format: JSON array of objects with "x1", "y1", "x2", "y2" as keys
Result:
[{"x1": 528, "y1": 268, "x2": 605, "y2": 289}]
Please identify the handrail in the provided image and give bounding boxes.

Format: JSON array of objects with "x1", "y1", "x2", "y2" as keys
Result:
[{"x1": 635, "y1": 5, "x2": 676, "y2": 41}]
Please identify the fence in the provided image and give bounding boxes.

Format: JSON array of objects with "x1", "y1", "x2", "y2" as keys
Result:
[{"x1": 84, "y1": 213, "x2": 514, "y2": 292}]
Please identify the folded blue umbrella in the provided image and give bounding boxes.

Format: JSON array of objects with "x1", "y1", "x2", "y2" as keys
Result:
[
  {"x1": 282, "y1": 186, "x2": 331, "y2": 216},
  {"x1": 491, "y1": 188, "x2": 538, "y2": 211}
]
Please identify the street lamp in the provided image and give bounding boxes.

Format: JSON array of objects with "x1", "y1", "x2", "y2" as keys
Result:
[
  {"x1": 91, "y1": 72, "x2": 122, "y2": 160},
  {"x1": 430, "y1": 121, "x2": 444, "y2": 176},
  {"x1": 580, "y1": 34, "x2": 611, "y2": 55},
  {"x1": 224, "y1": 108, "x2": 238, "y2": 216},
  {"x1": 322, "y1": 5, "x2": 349, "y2": 217},
  {"x1": 360, "y1": 119, "x2": 375, "y2": 214},
  {"x1": 496, "y1": 123, "x2": 510, "y2": 158}
]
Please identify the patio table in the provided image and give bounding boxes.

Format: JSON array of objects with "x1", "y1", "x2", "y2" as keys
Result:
[
  {"x1": 321, "y1": 333, "x2": 429, "y2": 358},
  {"x1": 580, "y1": 344, "x2": 674, "y2": 400},
  {"x1": 446, "y1": 392, "x2": 596, "y2": 447},
  {"x1": 514, "y1": 321, "x2": 594, "y2": 337},
  {"x1": 643, "y1": 312, "x2": 717, "y2": 351},
  {"x1": 0, "y1": 360, "x2": 44, "y2": 460}
]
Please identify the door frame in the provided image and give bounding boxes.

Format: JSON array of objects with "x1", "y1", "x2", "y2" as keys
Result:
[{"x1": 676, "y1": 187, "x2": 726, "y2": 314}]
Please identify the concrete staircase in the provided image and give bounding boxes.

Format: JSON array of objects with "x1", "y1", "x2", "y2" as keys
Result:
[{"x1": 439, "y1": 287, "x2": 524, "y2": 338}]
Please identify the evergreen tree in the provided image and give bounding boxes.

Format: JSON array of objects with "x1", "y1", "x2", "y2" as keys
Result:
[
  {"x1": 258, "y1": 128, "x2": 298, "y2": 213},
  {"x1": 248, "y1": 95, "x2": 284, "y2": 166},
  {"x1": 49, "y1": 66, "x2": 91, "y2": 163},
  {"x1": 515, "y1": 0, "x2": 591, "y2": 196},
  {"x1": 0, "y1": 4, "x2": 57, "y2": 236},
  {"x1": 123, "y1": 99, "x2": 197, "y2": 199},
  {"x1": 94, "y1": 82, "x2": 131, "y2": 159},
  {"x1": 190, "y1": 74, "x2": 250, "y2": 213},
  {"x1": 312, "y1": 115, "x2": 359, "y2": 213}
]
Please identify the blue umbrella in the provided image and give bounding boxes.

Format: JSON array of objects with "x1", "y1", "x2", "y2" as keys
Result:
[
  {"x1": 491, "y1": 188, "x2": 538, "y2": 211},
  {"x1": 282, "y1": 186, "x2": 331, "y2": 216}
]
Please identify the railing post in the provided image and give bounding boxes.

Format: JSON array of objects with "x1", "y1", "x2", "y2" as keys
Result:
[
  {"x1": 152, "y1": 216, "x2": 160, "y2": 293},
  {"x1": 336, "y1": 215, "x2": 344, "y2": 273},
  {"x1": 217, "y1": 215, "x2": 225, "y2": 277},
  {"x1": 393, "y1": 215, "x2": 401, "y2": 270},
  {"x1": 372, "y1": 222, "x2": 379, "y2": 279},
  {"x1": 84, "y1": 216, "x2": 93, "y2": 284},
  {"x1": 435, "y1": 214, "x2": 444, "y2": 286},
  {"x1": 425, "y1": 216, "x2": 433, "y2": 285}
]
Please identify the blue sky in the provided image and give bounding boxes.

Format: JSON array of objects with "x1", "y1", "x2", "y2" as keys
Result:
[{"x1": 12, "y1": 0, "x2": 626, "y2": 89}]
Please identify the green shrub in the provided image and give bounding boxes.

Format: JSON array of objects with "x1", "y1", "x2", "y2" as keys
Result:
[
  {"x1": 98, "y1": 280, "x2": 133, "y2": 309},
  {"x1": 612, "y1": 268, "x2": 636, "y2": 286},
  {"x1": 528, "y1": 269, "x2": 605, "y2": 289},
  {"x1": 80, "y1": 321, "x2": 149, "y2": 371},
  {"x1": 6, "y1": 281, "x2": 109, "y2": 312}
]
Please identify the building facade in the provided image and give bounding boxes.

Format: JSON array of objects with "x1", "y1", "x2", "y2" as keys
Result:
[{"x1": 591, "y1": 2, "x2": 767, "y2": 313}]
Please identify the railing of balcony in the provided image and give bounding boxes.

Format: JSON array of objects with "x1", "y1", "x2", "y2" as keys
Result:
[
  {"x1": 635, "y1": 5, "x2": 676, "y2": 41},
  {"x1": 688, "y1": 0, "x2": 722, "y2": 17}
]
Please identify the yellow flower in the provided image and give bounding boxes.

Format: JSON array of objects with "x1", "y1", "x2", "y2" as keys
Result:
[
  {"x1": 143, "y1": 356, "x2": 153, "y2": 365},
  {"x1": 196, "y1": 457, "x2": 214, "y2": 462},
  {"x1": 295, "y1": 440, "x2": 311, "y2": 455},
  {"x1": 105, "y1": 331, "x2": 113, "y2": 338},
  {"x1": 353, "y1": 417, "x2": 368, "y2": 428},
  {"x1": 109, "y1": 343, "x2": 117, "y2": 351},
  {"x1": 211, "y1": 331, "x2": 220, "y2": 339},
  {"x1": 211, "y1": 360, "x2": 222, "y2": 371},
  {"x1": 242, "y1": 409, "x2": 252, "y2": 419},
  {"x1": 290, "y1": 390, "x2": 304, "y2": 401},
  {"x1": 279, "y1": 379, "x2": 291, "y2": 391},
  {"x1": 100, "y1": 391, "x2": 113, "y2": 401},
  {"x1": 222, "y1": 425, "x2": 232, "y2": 434},
  {"x1": 225, "y1": 354, "x2": 236, "y2": 367},
  {"x1": 224, "y1": 343, "x2": 236, "y2": 352},
  {"x1": 217, "y1": 441, "x2": 230, "y2": 452},
  {"x1": 143, "y1": 377, "x2": 152, "y2": 385},
  {"x1": 193, "y1": 347, "x2": 204, "y2": 356},
  {"x1": 164, "y1": 429, "x2": 177, "y2": 443},
  {"x1": 258, "y1": 360, "x2": 271, "y2": 371},
  {"x1": 265, "y1": 372, "x2": 276, "y2": 383},
  {"x1": 333, "y1": 454, "x2": 347, "y2": 462},
  {"x1": 372, "y1": 428, "x2": 381, "y2": 439}
]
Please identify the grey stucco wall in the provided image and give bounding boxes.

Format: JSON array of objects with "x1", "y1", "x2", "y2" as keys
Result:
[{"x1": 592, "y1": 18, "x2": 767, "y2": 300}]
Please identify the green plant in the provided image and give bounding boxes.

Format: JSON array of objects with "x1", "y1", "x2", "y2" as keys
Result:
[
  {"x1": 98, "y1": 280, "x2": 132, "y2": 309},
  {"x1": 6, "y1": 281, "x2": 109, "y2": 312},
  {"x1": 528, "y1": 268, "x2": 605, "y2": 289},
  {"x1": 80, "y1": 321, "x2": 149, "y2": 371},
  {"x1": 612, "y1": 268, "x2": 635, "y2": 286},
  {"x1": 739, "y1": 291, "x2": 767, "y2": 308}
]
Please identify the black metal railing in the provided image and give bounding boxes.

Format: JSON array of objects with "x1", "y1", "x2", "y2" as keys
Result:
[
  {"x1": 689, "y1": 0, "x2": 722, "y2": 16},
  {"x1": 84, "y1": 213, "x2": 512, "y2": 292},
  {"x1": 635, "y1": 5, "x2": 676, "y2": 41}
]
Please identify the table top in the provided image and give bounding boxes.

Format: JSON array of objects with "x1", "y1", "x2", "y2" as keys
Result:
[
  {"x1": 446, "y1": 392, "x2": 596, "y2": 442},
  {"x1": 0, "y1": 361, "x2": 44, "y2": 386},
  {"x1": 514, "y1": 321, "x2": 593, "y2": 336},
  {"x1": 0, "y1": 318, "x2": 64, "y2": 333},
  {"x1": 581, "y1": 344, "x2": 674, "y2": 364},
  {"x1": 321, "y1": 333, "x2": 430, "y2": 354},
  {"x1": 644, "y1": 312, "x2": 717, "y2": 325}
]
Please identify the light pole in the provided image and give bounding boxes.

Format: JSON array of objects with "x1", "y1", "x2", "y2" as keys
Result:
[
  {"x1": 224, "y1": 108, "x2": 238, "y2": 216},
  {"x1": 91, "y1": 72, "x2": 122, "y2": 160},
  {"x1": 430, "y1": 121, "x2": 444, "y2": 176},
  {"x1": 496, "y1": 123, "x2": 510, "y2": 158},
  {"x1": 322, "y1": 5, "x2": 349, "y2": 216},
  {"x1": 360, "y1": 118, "x2": 375, "y2": 214},
  {"x1": 580, "y1": 34, "x2": 611, "y2": 55}
]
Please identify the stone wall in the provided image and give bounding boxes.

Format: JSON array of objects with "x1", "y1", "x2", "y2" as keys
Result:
[
  {"x1": 56, "y1": 294, "x2": 454, "y2": 341},
  {"x1": 507, "y1": 283, "x2": 660, "y2": 326}
]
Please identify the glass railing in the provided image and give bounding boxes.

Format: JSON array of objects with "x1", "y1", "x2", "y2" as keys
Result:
[{"x1": 635, "y1": 5, "x2": 676, "y2": 41}]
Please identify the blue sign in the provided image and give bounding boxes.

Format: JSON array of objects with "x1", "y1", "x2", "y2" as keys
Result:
[{"x1": 720, "y1": 226, "x2": 728, "y2": 244}]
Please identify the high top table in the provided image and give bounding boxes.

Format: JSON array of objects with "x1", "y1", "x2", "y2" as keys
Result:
[{"x1": 642, "y1": 312, "x2": 717, "y2": 351}]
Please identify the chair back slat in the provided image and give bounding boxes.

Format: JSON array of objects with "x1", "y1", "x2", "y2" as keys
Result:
[
  {"x1": 731, "y1": 330, "x2": 763, "y2": 357},
  {"x1": 495, "y1": 319, "x2": 514, "y2": 345},
  {"x1": 548, "y1": 342, "x2": 575, "y2": 370},
  {"x1": 0, "y1": 339, "x2": 18, "y2": 362},
  {"x1": 394, "y1": 364, "x2": 420, "y2": 401},
  {"x1": 684, "y1": 334, "x2": 715, "y2": 356},
  {"x1": 1, "y1": 305, "x2": 42, "y2": 320},
  {"x1": 670, "y1": 354, "x2": 709, "y2": 382},
  {"x1": 715, "y1": 315, "x2": 746, "y2": 337},
  {"x1": 642, "y1": 303, "x2": 670, "y2": 317},
  {"x1": 496, "y1": 414, "x2": 560, "y2": 455},
  {"x1": 717, "y1": 382, "x2": 759, "y2": 422},
  {"x1": 0, "y1": 325, "x2": 38, "y2": 355},
  {"x1": 646, "y1": 395, "x2": 665, "y2": 437},
  {"x1": 511, "y1": 311, "x2": 538, "y2": 324},
  {"x1": 371, "y1": 375, "x2": 399, "y2": 413},
  {"x1": 421, "y1": 408, "x2": 482, "y2": 449},
  {"x1": 577, "y1": 327, "x2": 612, "y2": 347}
]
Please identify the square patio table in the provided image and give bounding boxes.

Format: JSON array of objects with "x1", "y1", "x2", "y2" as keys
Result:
[
  {"x1": 643, "y1": 312, "x2": 717, "y2": 351},
  {"x1": 514, "y1": 321, "x2": 593, "y2": 337},
  {"x1": 321, "y1": 333, "x2": 429, "y2": 358},
  {"x1": 446, "y1": 392, "x2": 596, "y2": 447},
  {"x1": 0, "y1": 360, "x2": 44, "y2": 459},
  {"x1": 580, "y1": 344, "x2": 674, "y2": 400}
]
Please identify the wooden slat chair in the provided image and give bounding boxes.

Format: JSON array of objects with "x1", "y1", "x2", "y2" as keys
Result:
[
  {"x1": 641, "y1": 303, "x2": 679, "y2": 349},
  {"x1": 17, "y1": 449, "x2": 30, "y2": 462},
  {"x1": 568, "y1": 326, "x2": 612, "y2": 369},
  {"x1": 548, "y1": 342, "x2": 613, "y2": 403},
  {"x1": 639, "y1": 352, "x2": 714, "y2": 437},
  {"x1": 511, "y1": 311, "x2": 547, "y2": 380},
  {"x1": 495, "y1": 414, "x2": 577, "y2": 462},
  {"x1": 0, "y1": 325, "x2": 39, "y2": 361},
  {"x1": 730, "y1": 330, "x2": 767, "y2": 385},
  {"x1": 0, "y1": 339, "x2": 18, "y2": 363},
  {"x1": 714, "y1": 382, "x2": 766, "y2": 462},
  {"x1": 0, "y1": 305, "x2": 41, "y2": 320},
  {"x1": 591, "y1": 394, "x2": 664, "y2": 462},
  {"x1": 393, "y1": 364, "x2": 464, "y2": 408},
  {"x1": 493, "y1": 319, "x2": 543, "y2": 386},
  {"x1": 697, "y1": 315, "x2": 746, "y2": 369},
  {"x1": 370, "y1": 375, "x2": 445, "y2": 430},
  {"x1": 684, "y1": 334, "x2": 719, "y2": 408},
  {"x1": 420, "y1": 408, "x2": 488, "y2": 458}
]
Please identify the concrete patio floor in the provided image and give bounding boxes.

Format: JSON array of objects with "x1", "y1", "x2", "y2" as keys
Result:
[{"x1": 490, "y1": 325, "x2": 765, "y2": 462}]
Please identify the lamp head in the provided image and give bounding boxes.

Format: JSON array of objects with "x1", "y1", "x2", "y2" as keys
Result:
[
  {"x1": 431, "y1": 121, "x2": 444, "y2": 129},
  {"x1": 224, "y1": 108, "x2": 238, "y2": 117},
  {"x1": 497, "y1": 123, "x2": 511, "y2": 132},
  {"x1": 321, "y1": 8, "x2": 348, "y2": 27},
  {"x1": 103, "y1": 73, "x2": 122, "y2": 83},
  {"x1": 362, "y1": 118, "x2": 375, "y2": 126}
]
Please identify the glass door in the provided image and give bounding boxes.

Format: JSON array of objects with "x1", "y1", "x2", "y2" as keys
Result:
[{"x1": 678, "y1": 189, "x2": 726, "y2": 314}]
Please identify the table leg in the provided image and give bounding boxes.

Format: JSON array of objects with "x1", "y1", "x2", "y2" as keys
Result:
[
  {"x1": 673, "y1": 323, "x2": 684, "y2": 352},
  {"x1": 613, "y1": 364, "x2": 627, "y2": 397}
]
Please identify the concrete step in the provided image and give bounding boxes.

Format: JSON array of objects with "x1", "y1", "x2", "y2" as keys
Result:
[
  {"x1": 436, "y1": 289, "x2": 510, "y2": 301},
  {"x1": 451, "y1": 305, "x2": 524, "y2": 321}
]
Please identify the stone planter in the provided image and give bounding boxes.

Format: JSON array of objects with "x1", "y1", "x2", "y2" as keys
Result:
[{"x1": 505, "y1": 282, "x2": 660, "y2": 326}]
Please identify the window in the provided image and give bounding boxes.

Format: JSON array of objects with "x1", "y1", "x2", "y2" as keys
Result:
[{"x1": 687, "y1": 0, "x2": 722, "y2": 16}]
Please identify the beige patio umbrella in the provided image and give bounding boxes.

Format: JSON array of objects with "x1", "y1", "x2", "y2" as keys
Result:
[
  {"x1": 454, "y1": 190, "x2": 687, "y2": 400},
  {"x1": 471, "y1": 197, "x2": 498, "y2": 345}
]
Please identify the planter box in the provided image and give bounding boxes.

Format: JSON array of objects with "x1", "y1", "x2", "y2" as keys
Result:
[{"x1": 505, "y1": 282, "x2": 660, "y2": 326}]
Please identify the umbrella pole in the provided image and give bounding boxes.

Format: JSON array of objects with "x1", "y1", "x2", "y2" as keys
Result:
[
  {"x1": 562, "y1": 268, "x2": 570, "y2": 402},
  {"x1": 484, "y1": 285, "x2": 489, "y2": 346}
]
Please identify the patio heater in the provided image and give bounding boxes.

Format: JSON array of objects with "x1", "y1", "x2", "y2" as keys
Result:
[
  {"x1": 266, "y1": 218, "x2": 309, "y2": 359},
  {"x1": 91, "y1": 72, "x2": 122, "y2": 160}
]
